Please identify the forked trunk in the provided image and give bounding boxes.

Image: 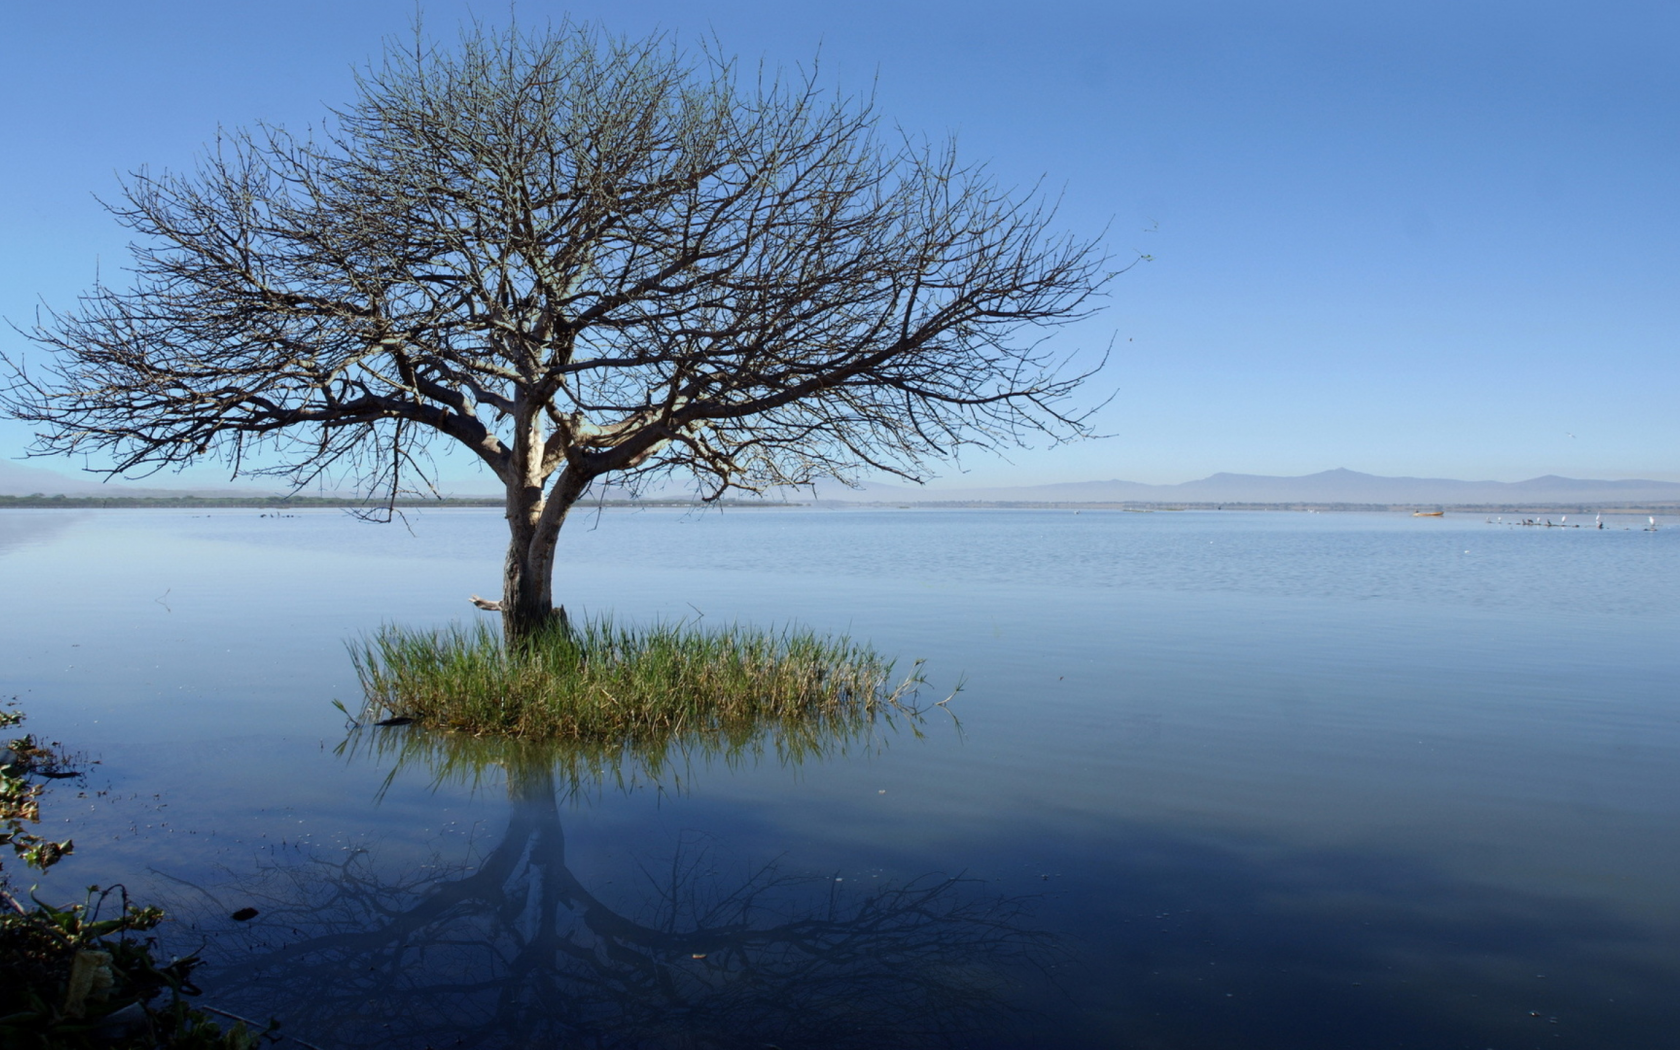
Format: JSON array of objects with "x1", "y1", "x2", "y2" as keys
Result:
[
  {"x1": 499, "y1": 470, "x2": 588, "y2": 646},
  {"x1": 502, "y1": 534, "x2": 564, "y2": 645}
]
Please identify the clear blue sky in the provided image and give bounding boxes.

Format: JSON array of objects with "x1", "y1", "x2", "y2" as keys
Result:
[{"x1": 2, "y1": 0, "x2": 1674, "y2": 489}]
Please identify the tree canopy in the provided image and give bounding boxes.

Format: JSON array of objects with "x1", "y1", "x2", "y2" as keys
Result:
[{"x1": 3, "y1": 20, "x2": 1118, "y2": 638}]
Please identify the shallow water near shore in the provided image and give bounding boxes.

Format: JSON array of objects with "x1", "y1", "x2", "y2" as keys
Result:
[{"x1": 4, "y1": 505, "x2": 1678, "y2": 1048}]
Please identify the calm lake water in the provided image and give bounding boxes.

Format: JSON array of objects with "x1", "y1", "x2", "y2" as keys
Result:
[{"x1": 3, "y1": 506, "x2": 1678, "y2": 1049}]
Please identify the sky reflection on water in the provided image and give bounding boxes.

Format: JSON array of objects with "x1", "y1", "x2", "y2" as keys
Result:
[
  {"x1": 180, "y1": 725, "x2": 1052, "y2": 1050},
  {"x1": 3, "y1": 507, "x2": 1677, "y2": 1047}
]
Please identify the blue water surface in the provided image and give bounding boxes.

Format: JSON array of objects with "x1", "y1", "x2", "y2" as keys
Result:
[{"x1": 2, "y1": 506, "x2": 1676, "y2": 1048}]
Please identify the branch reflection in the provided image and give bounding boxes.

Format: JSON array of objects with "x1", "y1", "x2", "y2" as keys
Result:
[{"x1": 197, "y1": 714, "x2": 1057, "y2": 1048}]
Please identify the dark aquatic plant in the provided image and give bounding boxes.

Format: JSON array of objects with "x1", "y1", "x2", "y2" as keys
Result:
[
  {"x1": 0, "y1": 708, "x2": 261, "y2": 1049},
  {"x1": 348, "y1": 616, "x2": 932, "y2": 741},
  {"x1": 1, "y1": 707, "x2": 79, "y2": 875}
]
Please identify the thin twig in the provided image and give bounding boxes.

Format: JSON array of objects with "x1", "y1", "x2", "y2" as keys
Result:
[{"x1": 198, "y1": 1004, "x2": 326, "y2": 1050}]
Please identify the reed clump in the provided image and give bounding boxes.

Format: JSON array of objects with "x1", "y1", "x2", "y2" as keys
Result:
[{"x1": 351, "y1": 619, "x2": 920, "y2": 741}]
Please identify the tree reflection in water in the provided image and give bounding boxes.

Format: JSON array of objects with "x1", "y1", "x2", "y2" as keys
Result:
[{"x1": 191, "y1": 714, "x2": 1058, "y2": 1049}]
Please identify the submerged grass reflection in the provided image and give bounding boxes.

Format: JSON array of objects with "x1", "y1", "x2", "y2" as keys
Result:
[
  {"x1": 337, "y1": 677, "x2": 933, "y2": 803},
  {"x1": 350, "y1": 618, "x2": 929, "y2": 742},
  {"x1": 193, "y1": 706, "x2": 1046, "y2": 1049},
  {"x1": 193, "y1": 777, "x2": 1052, "y2": 1049}
]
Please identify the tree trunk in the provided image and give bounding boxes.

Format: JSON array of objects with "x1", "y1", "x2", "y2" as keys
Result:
[
  {"x1": 499, "y1": 469, "x2": 589, "y2": 646},
  {"x1": 501, "y1": 533, "x2": 562, "y2": 646}
]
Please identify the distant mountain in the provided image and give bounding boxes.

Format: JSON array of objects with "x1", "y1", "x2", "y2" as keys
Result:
[
  {"x1": 1, "y1": 459, "x2": 134, "y2": 496},
  {"x1": 6, "y1": 459, "x2": 1677, "y2": 506},
  {"x1": 822, "y1": 469, "x2": 1680, "y2": 506},
  {"x1": 0, "y1": 459, "x2": 273, "y2": 498}
]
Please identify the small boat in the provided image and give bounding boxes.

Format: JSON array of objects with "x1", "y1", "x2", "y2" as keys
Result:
[{"x1": 1412, "y1": 510, "x2": 1444, "y2": 517}]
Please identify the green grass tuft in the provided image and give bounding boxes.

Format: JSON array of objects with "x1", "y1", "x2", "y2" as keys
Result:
[{"x1": 350, "y1": 618, "x2": 923, "y2": 741}]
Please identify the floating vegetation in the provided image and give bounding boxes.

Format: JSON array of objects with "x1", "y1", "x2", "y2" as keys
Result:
[
  {"x1": 349, "y1": 618, "x2": 931, "y2": 743},
  {"x1": 1, "y1": 707, "x2": 260, "y2": 1049}
]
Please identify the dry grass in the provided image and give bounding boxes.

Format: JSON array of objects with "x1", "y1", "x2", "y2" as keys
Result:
[{"x1": 350, "y1": 618, "x2": 923, "y2": 742}]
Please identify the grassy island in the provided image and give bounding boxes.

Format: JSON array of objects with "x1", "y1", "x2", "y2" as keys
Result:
[{"x1": 351, "y1": 619, "x2": 922, "y2": 741}]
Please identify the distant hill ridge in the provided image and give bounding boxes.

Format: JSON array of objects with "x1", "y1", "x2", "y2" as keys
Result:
[
  {"x1": 6, "y1": 460, "x2": 1678, "y2": 506},
  {"x1": 825, "y1": 468, "x2": 1680, "y2": 505},
  {"x1": 0, "y1": 459, "x2": 273, "y2": 498}
]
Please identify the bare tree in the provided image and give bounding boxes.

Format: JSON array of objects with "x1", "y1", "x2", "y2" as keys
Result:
[{"x1": 2, "y1": 20, "x2": 1116, "y2": 642}]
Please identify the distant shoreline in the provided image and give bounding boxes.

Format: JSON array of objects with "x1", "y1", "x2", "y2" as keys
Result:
[
  {"x1": 1, "y1": 495, "x2": 1675, "y2": 515},
  {"x1": 818, "y1": 500, "x2": 1680, "y2": 514},
  {"x1": 0, "y1": 495, "x2": 784, "y2": 510}
]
